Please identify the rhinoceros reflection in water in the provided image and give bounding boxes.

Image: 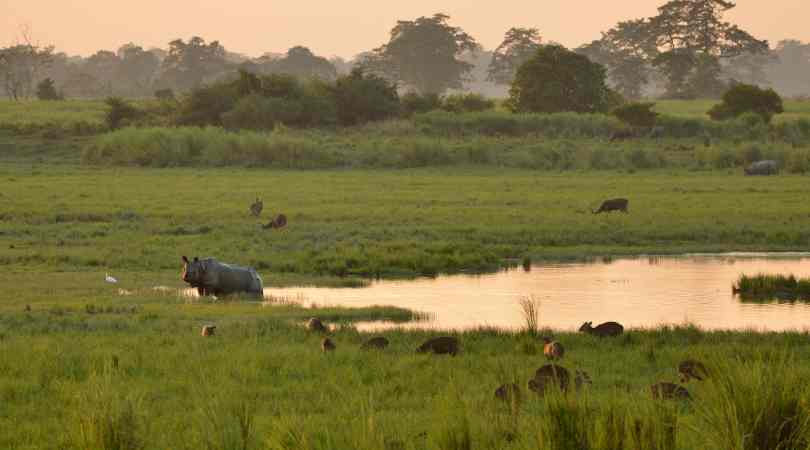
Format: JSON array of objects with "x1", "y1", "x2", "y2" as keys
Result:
[{"x1": 181, "y1": 256, "x2": 263, "y2": 297}]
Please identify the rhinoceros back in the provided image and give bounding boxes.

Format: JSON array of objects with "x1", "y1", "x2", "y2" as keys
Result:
[{"x1": 201, "y1": 258, "x2": 263, "y2": 296}]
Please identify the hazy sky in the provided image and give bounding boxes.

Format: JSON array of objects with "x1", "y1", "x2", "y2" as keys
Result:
[{"x1": 2, "y1": 1, "x2": 808, "y2": 58}]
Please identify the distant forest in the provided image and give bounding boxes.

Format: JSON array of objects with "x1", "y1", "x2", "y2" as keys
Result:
[{"x1": 2, "y1": 1, "x2": 810, "y2": 100}]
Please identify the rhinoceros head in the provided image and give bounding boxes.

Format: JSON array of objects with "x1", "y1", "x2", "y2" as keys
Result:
[{"x1": 181, "y1": 256, "x2": 206, "y2": 285}]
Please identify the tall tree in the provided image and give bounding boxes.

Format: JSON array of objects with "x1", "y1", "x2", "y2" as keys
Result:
[
  {"x1": 765, "y1": 40, "x2": 810, "y2": 97},
  {"x1": 649, "y1": 0, "x2": 768, "y2": 97},
  {"x1": 0, "y1": 43, "x2": 53, "y2": 100},
  {"x1": 117, "y1": 44, "x2": 160, "y2": 96},
  {"x1": 362, "y1": 13, "x2": 479, "y2": 94},
  {"x1": 487, "y1": 28, "x2": 543, "y2": 85},
  {"x1": 264, "y1": 46, "x2": 337, "y2": 81},
  {"x1": 82, "y1": 50, "x2": 120, "y2": 96},
  {"x1": 158, "y1": 37, "x2": 228, "y2": 92}
]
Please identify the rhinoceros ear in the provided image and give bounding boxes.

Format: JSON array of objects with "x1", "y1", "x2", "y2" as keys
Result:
[{"x1": 182, "y1": 256, "x2": 189, "y2": 264}]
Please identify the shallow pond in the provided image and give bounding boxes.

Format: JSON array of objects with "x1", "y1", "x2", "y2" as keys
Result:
[{"x1": 263, "y1": 253, "x2": 810, "y2": 332}]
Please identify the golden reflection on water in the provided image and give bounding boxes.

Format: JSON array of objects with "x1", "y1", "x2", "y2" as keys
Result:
[{"x1": 263, "y1": 254, "x2": 810, "y2": 332}]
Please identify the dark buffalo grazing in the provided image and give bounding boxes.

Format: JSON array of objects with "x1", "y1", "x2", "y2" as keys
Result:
[
  {"x1": 529, "y1": 364, "x2": 571, "y2": 394},
  {"x1": 361, "y1": 336, "x2": 389, "y2": 350},
  {"x1": 182, "y1": 256, "x2": 263, "y2": 297},
  {"x1": 592, "y1": 198, "x2": 629, "y2": 214},
  {"x1": 306, "y1": 318, "x2": 327, "y2": 333},
  {"x1": 250, "y1": 198, "x2": 263, "y2": 217},
  {"x1": 416, "y1": 336, "x2": 459, "y2": 356},
  {"x1": 495, "y1": 383, "x2": 521, "y2": 404},
  {"x1": 678, "y1": 359, "x2": 708, "y2": 383},
  {"x1": 262, "y1": 214, "x2": 288, "y2": 230},
  {"x1": 579, "y1": 321, "x2": 624, "y2": 337},
  {"x1": 744, "y1": 160, "x2": 779, "y2": 176},
  {"x1": 543, "y1": 337, "x2": 564, "y2": 360},
  {"x1": 321, "y1": 337, "x2": 336, "y2": 352},
  {"x1": 651, "y1": 382, "x2": 690, "y2": 400},
  {"x1": 610, "y1": 129, "x2": 635, "y2": 142},
  {"x1": 201, "y1": 325, "x2": 216, "y2": 337}
]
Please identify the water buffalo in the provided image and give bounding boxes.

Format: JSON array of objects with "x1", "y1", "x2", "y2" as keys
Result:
[
  {"x1": 592, "y1": 198, "x2": 629, "y2": 214},
  {"x1": 416, "y1": 336, "x2": 459, "y2": 356},
  {"x1": 361, "y1": 336, "x2": 389, "y2": 350},
  {"x1": 181, "y1": 256, "x2": 263, "y2": 297},
  {"x1": 579, "y1": 321, "x2": 624, "y2": 337},
  {"x1": 744, "y1": 160, "x2": 779, "y2": 176}
]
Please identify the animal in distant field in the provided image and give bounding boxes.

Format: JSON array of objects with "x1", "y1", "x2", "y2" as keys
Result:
[
  {"x1": 250, "y1": 198, "x2": 263, "y2": 217},
  {"x1": 543, "y1": 337, "x2": 565, "y2": 360},
  {"x1": 651, "y1": 382, "x2": 690, "y2": 400},
  {"x1": 306, "y1": 318, "x2": 327, "y2": 333},
  {"x1": 495, "y1": 383, "x2": 521, "y2": 404},
  {"x1": 529, "y1": 364, "x2": 571, "y2": 394},
  {"x1": 201, "y1": 325, "x2": 216, "y2": 337},
  {"x1": 361, "y1": 336, "x2": 389, "y2": 350},
  {"x1": 105, "y1": 273, "x2": 118, "y2": 284},
  {"x1": 181, "y1": 256, "x2": 263, "y2": 297},
  {"x1": 579, "y1": 321, "x2": 624, "y2": 337},
  {"x1": 24, "y1": 304, "x2": 31, "y2": 312},
  {"x1": 610, "y1": 129, "x2": 635, "y2": 142},
  {"x1": 262, "y1": 214, "x2": 288, "y2": 230},
  {"x1": 592, "y1": 198, "x2": 629, "y2": 214},
  {"x1": 744, "y1": 160, "x2": 779, "y2": 176},
  {"x1": 416, "y1": 336, "x2": 459, "y2": 356},
  {"x1": 678, "y1": 359, "x2": 708, "y2": 383},
  {"x1": 321, "y1": 337, "x2": 336, "y2": 352},
  {"x1": 575, "y1": 370, "x2": 593, "y2": 391}
]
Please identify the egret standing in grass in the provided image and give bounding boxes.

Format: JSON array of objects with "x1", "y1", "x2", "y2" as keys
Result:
[{"x1": 105, "y1": 273, "x2": 118, "y2": 284}]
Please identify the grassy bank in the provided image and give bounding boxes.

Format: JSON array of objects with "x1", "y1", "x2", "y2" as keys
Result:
[
  {"x1": 735, "y1": 274, "x2": 810, "y2": 300},
  {"x1": 3, "y1": 277, "x2": 810, "y2": 449},
  {"x1": 1, "y1": 166, "x2": 810, "y2": 279}
]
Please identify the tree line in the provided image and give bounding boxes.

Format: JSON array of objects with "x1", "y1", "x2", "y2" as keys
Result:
[{"x1": 2, "y1": 0, "x2": 809, "y2": 101}]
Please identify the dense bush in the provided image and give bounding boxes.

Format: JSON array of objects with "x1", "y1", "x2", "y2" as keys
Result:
[
  {"x1": 400, "y1": 92, "x2": 442, "y2": 117},
  {"x1": 104, "y1": 97, "x2": 142, "y2": 130},
  {"x1": 440, "y1": 93, "x2": 495, "y2": 113},
  {"x1": 36, "y1": 78, "x2": 63, "y2": 101},
  {"x1": 507, "y1": 45, "x2": 613, "y2": 114},
  {"x1": 612, "y1": 102, "x2": 658, "y2": 128},
  {"x1": 332, "y1": 68, "x2": 400, "y2": 126},
  {"x1": 709, "y1": 84, "x2": 784, "y2": 123}
]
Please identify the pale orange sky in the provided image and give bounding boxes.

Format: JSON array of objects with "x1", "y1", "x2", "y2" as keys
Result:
[{"x1": 2, "y1": 1, "x2": 808, "y2": 58}]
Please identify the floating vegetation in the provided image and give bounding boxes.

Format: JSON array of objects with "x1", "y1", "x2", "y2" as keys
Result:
[{"x1": 733, "y1": 274, "x2": 810, "y2": 301}]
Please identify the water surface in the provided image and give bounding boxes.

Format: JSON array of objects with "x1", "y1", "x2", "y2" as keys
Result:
[{"x1": 263, "y1": 253, "x2": 810, "y2": 332}]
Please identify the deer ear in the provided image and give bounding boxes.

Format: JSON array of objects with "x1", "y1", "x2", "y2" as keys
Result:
[{"x1": 182, "y1": 256, "x2": 189, "y2": 263}]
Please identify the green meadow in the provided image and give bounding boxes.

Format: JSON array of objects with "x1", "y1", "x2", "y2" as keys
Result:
[{"x1": 4, "y1": 98, "x2": 810, "y2": 448}]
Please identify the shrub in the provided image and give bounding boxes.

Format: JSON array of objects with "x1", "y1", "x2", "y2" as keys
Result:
[
  {"x1": 175, "y1": 82, "x2": 240, "y2": 127},
  {"x1": 708, "y1": 83, "x2": 784, "y2": 123},
  {"x1": 612, "y1": 102, "x2": 658, "y2": 128},
  {"x1": 332, "y1": 68, "x2": 400, "y2": 126},
  {"x1": 440, "y1": 93, "x2": 495, "y2": 113},
  {"x1": 154, "y1": 88, "x2": 175, "y2": 101},
  {"x1": 104, "y1": 97, "x2": 142, "y2": 130},
  {"x1": 401, "y1": 92, "x2": 442, "y2": 117},
  {"x1": 36, "y1": 78, "x2": 63, "y2": 101},
  {"x1": 506, "y1": 45, "x2": 612, "y2": 114}
]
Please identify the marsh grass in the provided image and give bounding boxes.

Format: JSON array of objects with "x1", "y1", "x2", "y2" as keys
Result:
[
  {"x1": 71, "y1": 371, "x2": 144, "y2": 450},
  {"x1": 518, "y1": 295, "x2": 541, "y2": 336},
  {"x1": 734, "y1": 274, "x2": 810, "y2": 299}
]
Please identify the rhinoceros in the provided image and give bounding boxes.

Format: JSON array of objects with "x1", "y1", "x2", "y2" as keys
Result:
[
  {"x1": 744, "y1": 160, "x2": 779, "y2": 176},
  {"x1": 181, "y1": 256, "x2": 263, "y2": 297}
]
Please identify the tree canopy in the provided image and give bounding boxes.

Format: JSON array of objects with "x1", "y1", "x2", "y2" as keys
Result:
[
  {"x1": 487, "y1": 28, "x2": 543, "y2": 86},
  {"x1": 362, "y1": 13, "x2": 479, "y2": 95}
]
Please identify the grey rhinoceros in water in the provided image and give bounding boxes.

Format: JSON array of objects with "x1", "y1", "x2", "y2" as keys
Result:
[
  {"x1": 744, "y1": 160, "x2": 779, "y2": 176},
  {"x1": 182, "y1": 256, "x2": 263, "y2": 297}
]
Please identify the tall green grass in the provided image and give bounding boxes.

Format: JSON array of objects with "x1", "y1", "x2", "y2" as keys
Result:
[{"x1": 734, "y1": 274, "x2": 810, "y2": 299}]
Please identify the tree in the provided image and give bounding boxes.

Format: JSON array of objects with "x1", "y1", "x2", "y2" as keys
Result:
[
  {"x1": 765, "y1": 40, "x2": 810, "y2": 97},
  {"x1": 362, "y1": 13, "x2": 479, "y2": 94},
  {"x1": 506, "y1": 45, "x2": 613, "y2": 114},
  {"x1": 0, "y1": 43, "x2": 54, "y2": 100},
  {"x1": 708, "y1": 83, "x2": 783, "y2": 122},
  {"x1": 158, "y1": 37, "x2": 228, "y2": 92},
  {"x1": 332, "y1": 68, "x2": 400, "y2": 126},
  {"x1": 36, "y1": 77, "x2": 62, "y2": 100},
  {"x1": 117, "y1": 43, "x2": 160, "y2": 96},
  {"x1": 649, "y1": 0, "x2": 768, "y2": 98},
  {"x1": 82, "y1": 50, "x2": 120, "y2": 96},
  {"x1": 487, "y1": 28, "x2": 543, "y2": 85},
  {"x1": 264, "y1": 46, "x2": 337, "y2": 81}
]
